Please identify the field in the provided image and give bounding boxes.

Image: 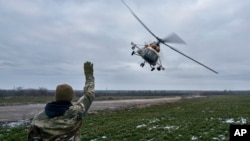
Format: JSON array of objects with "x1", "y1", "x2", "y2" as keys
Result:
[{"x1": 1, "y1": 95, "x2": 250, "y2": 140}]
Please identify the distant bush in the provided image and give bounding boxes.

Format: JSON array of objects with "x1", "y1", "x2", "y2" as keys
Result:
[{"x1": 0, "y1": 87, "x2": 53, "y2": 97}]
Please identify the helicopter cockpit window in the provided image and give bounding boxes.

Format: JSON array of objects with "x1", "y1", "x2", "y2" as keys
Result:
[{"x1": 143, "y1": 48, "x2": 158, "y2": 64}]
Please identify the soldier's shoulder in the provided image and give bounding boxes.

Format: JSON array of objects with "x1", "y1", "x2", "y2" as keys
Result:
[
  {"x1": 64, "y1": 104, "x2": 84, "y2": 116},
  {"x1": 32, "y1": 110, "x2": 47, "y2": 121}
]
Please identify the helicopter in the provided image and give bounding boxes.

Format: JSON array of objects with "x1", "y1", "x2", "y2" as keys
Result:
[{"x1": 121, "y1": 0, "x2": 218, "y2": 74}]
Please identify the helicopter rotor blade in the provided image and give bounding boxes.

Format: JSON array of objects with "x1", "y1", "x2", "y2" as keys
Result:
[
  {"x1": 162, "y1": 42, "x2": 218, "y2": 74},
  {"x1": 121, "y1": 0, "x2": 160, "y2": 41},
  {"x1": 163, "y1": 33, "x2": 186, "y2": 44}
]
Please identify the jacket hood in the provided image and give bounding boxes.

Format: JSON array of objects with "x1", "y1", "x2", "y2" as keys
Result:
[{"x1": 45, "y1": 101, "x2": 72, "y2": 118}]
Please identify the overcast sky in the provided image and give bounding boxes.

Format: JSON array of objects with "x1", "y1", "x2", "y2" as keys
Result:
[{"x1": 1, "y1": 0, "x2": 250, "y2": 90}]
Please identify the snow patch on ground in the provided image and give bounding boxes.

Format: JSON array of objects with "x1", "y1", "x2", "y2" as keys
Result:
[
  {"x1": 90, "y1": 136, "x2": 107, "y2": 141},
  {"x1": 0, "y1": 119, "x2": 30, "y2": 128},
  {"x1": 212, "y1": 134, "x2": 225, "y2": 140},
  {"x1": 148, "y1": 118, "x2": 160, "y2": 124},
  {"x1": 223, "y1": 117, "x2": 247, "y2": 124},
  {"x1": 102, "y1": 136, "x2": 107, "y2": 139},
  {"x1": 164, "y1": 125, "x2": 179, "y2": 130},
  {"x1": 224, "y1": 118, "x2": 234, "y2": 124},
  {"x1": 136, "y1": 124, "x2": 147, "y2": 128},
  {"x1": 191, "y1": 136, "x2": 198, "y2": 140}
]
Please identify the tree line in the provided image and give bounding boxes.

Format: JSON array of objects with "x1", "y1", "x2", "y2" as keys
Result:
[{"x1": 1, "y1": 87, "x2": 249, "y2": 98}]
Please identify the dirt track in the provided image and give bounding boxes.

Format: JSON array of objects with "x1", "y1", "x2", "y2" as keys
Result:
[{"x1": 0, "y1": 97, "x2": 181, "y2": 122}]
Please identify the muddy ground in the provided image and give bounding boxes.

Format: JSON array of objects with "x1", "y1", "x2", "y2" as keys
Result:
[{"x1": 0, "y1": 97, "x2": 182, "y2": 122}]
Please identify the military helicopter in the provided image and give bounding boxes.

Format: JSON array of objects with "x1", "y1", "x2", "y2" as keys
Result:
[{"x1": 122, "y1": 0, "x2": 218, "y2": 74}]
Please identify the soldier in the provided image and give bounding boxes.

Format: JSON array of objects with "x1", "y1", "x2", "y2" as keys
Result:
[
  {"x1": 28, "y1": 61, "x2": 95, "y2": 141},
  {"x1": 150, "y1": 42, "x2": 160, "y2": 53},
  {"x1": 144, "y1": 42, "x2": 160, "y2": 53}
]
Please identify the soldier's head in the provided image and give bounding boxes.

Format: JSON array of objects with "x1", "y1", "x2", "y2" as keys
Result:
[
  {"x1": 150, "y1": 42, "x2": 157, "y2": 47},
  {"x1": 55, "y1": 84, "x2": 74, "y2": 102}
]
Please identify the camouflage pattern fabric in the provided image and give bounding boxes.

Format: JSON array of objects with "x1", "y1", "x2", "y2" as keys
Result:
[{"x1": 28, "y1": 76, "x2": 95, "y2": 141}]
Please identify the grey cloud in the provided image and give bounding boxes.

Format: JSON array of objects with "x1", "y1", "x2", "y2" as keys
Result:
[{"x1": 0, "y1": 0, "x2": 250, "y2": 90}]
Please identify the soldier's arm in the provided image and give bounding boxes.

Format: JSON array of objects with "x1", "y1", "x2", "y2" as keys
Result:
[{"x1": 77, "y1": 62, "x2": 95, "y2": 114}]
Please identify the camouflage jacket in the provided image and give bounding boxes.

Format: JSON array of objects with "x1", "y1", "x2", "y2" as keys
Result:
[{"x1": 28, "y1": 76, "x2": 95, "y2": 141}]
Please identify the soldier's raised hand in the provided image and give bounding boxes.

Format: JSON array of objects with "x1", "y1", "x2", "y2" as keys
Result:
[{"x1": 84, "y1": 61, "x2": 93, "y2": 77}]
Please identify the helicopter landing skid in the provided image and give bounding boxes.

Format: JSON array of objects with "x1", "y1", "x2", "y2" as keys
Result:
[
  {"x1": 140, "y1": 62, "x2": 145, "y2": 67},
  {"x1": 151, "y1": 63, "x2": 165, "y2": 71}
]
